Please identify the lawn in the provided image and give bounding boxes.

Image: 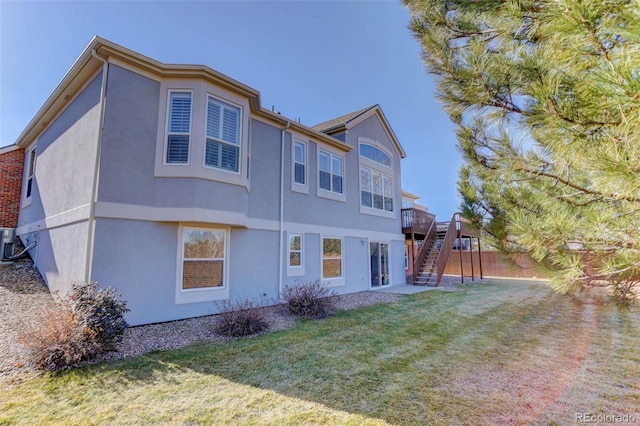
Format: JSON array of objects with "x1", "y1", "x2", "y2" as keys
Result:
[{"x1": 1, "y1": 280, "x2": 639, "y2": 425}]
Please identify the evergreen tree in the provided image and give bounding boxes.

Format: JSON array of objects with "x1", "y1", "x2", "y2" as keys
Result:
[{"x1": 405, "y1": 0, "x2": 640, "y2": 303}]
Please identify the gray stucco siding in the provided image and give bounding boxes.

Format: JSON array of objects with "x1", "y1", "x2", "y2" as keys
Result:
[
  {"x1": 90, "y1": 218, "x2": 214, "y2": 325},
  {"x1": 282, "y1": 137, "x2": 402, "y2": 234},
  {"x1": 227, "y1": 228, "x2": 279, "y2": 301},
  {"x1": 98, "y1": 65, "x2": 160, "y2": 204},
  {"x1": 97, "y1": 65, "x2": 251, "y2": 216},
  {"x1": 28, "y1": 221, "x2": 90, "y2": 295},
  {"x1": 246, "y1": 119, "x2": 283, "y2": 221},
  {"x1": 90, "y1": 218, "x2": 283, "y2": 325},
  {"x1": 18, "y1": 73, "x2": 102, "y2": 228}
]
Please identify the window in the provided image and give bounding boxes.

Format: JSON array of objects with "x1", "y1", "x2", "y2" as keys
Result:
[
  {"x1": 319, "y1": 150, "x2": 343, "y2": 194},
  {"x1": 289, "y1": 234, "x2": 303, "y2": 268},
  {"x1": 322, "y1": 237, "x2": 342, "y2": 279},
  {"x1": 360, "y1": 167, "x2": 393, "y2": 212},
  {"x1": 293, "y1": 141, "x2": 306, "y2": 185},
  {"x1": 205, "y1": 96, "x2": 241, "y2": 173},
  {"x1": 360, "y1": 144, "x2": 391, "y2": 167},
  {"x1": 165, "y1": 91, "x2": 192, "y2": 164},
  {"x1": 181, "y1": 227, "x2": 225, "y2": 290},
  {"x1": 25, "y1": 147, "x2": 36, "y2": 200}
]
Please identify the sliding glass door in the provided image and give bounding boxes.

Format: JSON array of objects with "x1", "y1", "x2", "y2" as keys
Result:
[{"x1": 370, "y1": 242, "x2": 389, "y2": 287}]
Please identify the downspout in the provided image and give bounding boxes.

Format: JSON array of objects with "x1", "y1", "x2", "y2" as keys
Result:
[
  {"x1": 278, "y1": 121, "x2": 290, "y2": 298},
  {"x1": 84, "y1": 49, "x2": 109, "y2": 282}
]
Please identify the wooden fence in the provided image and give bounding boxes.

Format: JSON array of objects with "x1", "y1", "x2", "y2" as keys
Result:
[{"x1": 443, "y1": 250, "x2": 547, "y2": 279}]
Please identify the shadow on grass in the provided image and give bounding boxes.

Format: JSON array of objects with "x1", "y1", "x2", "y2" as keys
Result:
[{"x1": 45, "y1": 281, "x2": 640, "y2": 425}]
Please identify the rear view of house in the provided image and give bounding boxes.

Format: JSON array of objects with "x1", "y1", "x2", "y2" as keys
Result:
[{"x1": 5, "y1": 37, "x2": 408, "y2": 325}]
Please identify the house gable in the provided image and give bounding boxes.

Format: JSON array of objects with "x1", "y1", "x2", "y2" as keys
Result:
[{"x1": 313, "y1": 105, "x2": 406, "y2": 159}]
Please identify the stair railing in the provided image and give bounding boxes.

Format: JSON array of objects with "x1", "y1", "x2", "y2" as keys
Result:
[
  {"x1": 413, "y1": 215, "x2": 437, "y2": 283},
  {"x1": 433, "y1": 213, "x2": 460, "y2": 286}
]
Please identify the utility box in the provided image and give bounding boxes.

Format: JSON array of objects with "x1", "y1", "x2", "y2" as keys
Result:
[{"x1": 1, "y1": 228, "x2": 16, "y2": 260}]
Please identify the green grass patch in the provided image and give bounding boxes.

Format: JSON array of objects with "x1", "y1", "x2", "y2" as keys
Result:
[{"x1": 2, "y1": 281, "x2": 639, "y2": 425}]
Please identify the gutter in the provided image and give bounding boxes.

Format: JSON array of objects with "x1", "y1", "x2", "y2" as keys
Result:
[
  {"x1": 84, "y1": 49, "x2": 109, "y2": 282},
  {"x1": 278, "y1": 121, "x2": 290, "y2": 298}
]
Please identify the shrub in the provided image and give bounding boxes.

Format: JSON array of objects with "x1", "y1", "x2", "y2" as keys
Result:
[
  {"x1": 18, "y1": 300, "x2": 100, "y2": 370},
  {"x1": 214, "y1": 299, "x2": 269, "y2": 337},
  {"x1": 68, "y1": 281, "x2": 129, "y2": 350},
  {"x1": 18, "y1": 281, "x2": 128, "y2": 371},
  {"x1": 282, "y1": 281, "x2": 336, "y2": 319}
]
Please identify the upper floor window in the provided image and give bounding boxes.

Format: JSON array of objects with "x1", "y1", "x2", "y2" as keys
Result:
[
  {"x1": 293, "y1": 141, "x2": 306, "y2": 185},
  {"x1": 360, "y1": 144, "x2": 391, "y2": 167},
  {"x1": 359, "y1": 139, "x2": 394, "y2": 215},
  {"x1": 205, "y1": 96, "x2": 241, "y2": 173},
  {"x1": 26, "y1": 146, "x2": 36, "y2": 199},
  {"x1": 165, "y1": 91, "x2": 192, "y2": 164},
  {"x1": 360, "y1": 167, "x2": 393, "y2": 212},
  {"x1": 319, "y1": 150, "x2": 343, "y2": 194}
]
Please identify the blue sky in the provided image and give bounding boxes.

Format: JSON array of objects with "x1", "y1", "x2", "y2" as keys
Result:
[{"x1": 0, "y1": 1, "x2": 462, "y2": 218}]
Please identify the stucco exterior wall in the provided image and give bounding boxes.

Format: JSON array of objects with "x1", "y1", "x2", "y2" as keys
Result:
[
  {"x1": 91, "y1": 219, "x2": 281, "y2": 325},
  {"x1": 17, "y1": 72, "x2": 102, "y2": 292},
  {"x1": 97, "y1": 65, "x2": 251, "y2": 218}
]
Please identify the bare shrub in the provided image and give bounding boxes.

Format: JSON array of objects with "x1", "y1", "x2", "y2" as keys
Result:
[
  {"x1": 18, "y1": 282, "x2": 129, "y2": 371},
  {"x1": 214, "y1": 299, "x2": 270, "y2": 337},
  {"x1": 282, "y1": 281, "x2": 336, "y2": 319},
  {"x1": 18, "y1": 299, "x2": 99, "y2": 370},
  {"x1": 69, "y1": 281, "x2": 129, "y2": 350}
]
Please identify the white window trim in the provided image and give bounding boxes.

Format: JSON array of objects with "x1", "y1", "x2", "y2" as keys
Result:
[
  {"x1": 22, "y1": 145, "x2": 37, "y2": 208},
  {"x1": 154, "y1": 80, "x2": 250, "y2": 190},
  {"x1": 287, "y1": 233, "x2": 305, "y2": 277},
  {"x1": 358, "y1": 138, "x2": 395, "y2": 218},
  {"x1": 163, "y1": 90, "x2": 193, "y2": 166},
  {"x1": 359, "y1": 165, "x2": 395, "y2": 218},
  {"x1": 321, "y1": 236, "x2": 345, "y2": 286},
  {"x1": 203, "y1": 94, "x2": 242, "y2": 175},
  {"x1": 175, "y1": 224, "x2": 230, "y2": 305},
  {"x1": 291, "y1": 139, "x2": 308, "y2": 194},
  {"x1": 317, "y1": 147, "x2": 346, "y2": 203}
]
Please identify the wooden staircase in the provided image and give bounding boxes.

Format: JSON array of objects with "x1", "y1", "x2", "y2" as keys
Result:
[
  {"x1": 414, "y1": 223, "x2": 450, "y2": 286},
  {"x1": 403, "y1": 210, "x2": 482, "y2": 286}
]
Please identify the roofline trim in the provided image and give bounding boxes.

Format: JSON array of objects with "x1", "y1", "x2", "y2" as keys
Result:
[
  {"x1": 15, "y1": 36, "x2": 351, "y2": 153},
  {"x1": 0, "y1": 144, "x2": 22, "y2": 155},
  {"x1": 324, "y1": 106, "x2": 407, "y2": 158}
]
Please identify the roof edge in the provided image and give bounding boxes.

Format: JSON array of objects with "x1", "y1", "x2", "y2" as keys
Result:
[{"x1": 0, "y1": 144, "x2": 22, "y2": 155}]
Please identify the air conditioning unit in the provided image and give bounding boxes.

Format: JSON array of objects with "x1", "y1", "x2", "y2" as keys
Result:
[{"x1": 1, "y1": 228, "x2": 16, "y2": 260}]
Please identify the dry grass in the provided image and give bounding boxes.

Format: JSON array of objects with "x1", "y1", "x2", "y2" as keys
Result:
[{"x1": 1, "y1": 280, "x2": 638, "y2": 425}]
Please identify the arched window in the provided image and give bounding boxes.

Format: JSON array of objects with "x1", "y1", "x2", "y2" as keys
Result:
[
  {"x1": 359, "y1": 141, "x2": 393, "y2": 213},
  {"x1": 359, "y1": 144, "x2": 391, "y2": 167}
]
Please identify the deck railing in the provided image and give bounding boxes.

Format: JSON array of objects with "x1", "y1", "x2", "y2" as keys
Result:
[
  {"x1": 434, "y1": 213, "x2": 460, "y2": 286},
  {"x1": 401, "y1": 208, "x2": 436, "y2": 235}
]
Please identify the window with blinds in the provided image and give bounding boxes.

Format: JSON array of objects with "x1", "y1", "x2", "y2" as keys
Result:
[
  {"x1": 165, "y1": 91, "x2": 192, "y2": 164},
  {"x1": 205, "y1": 96, "x2": 241, "y2": 173},
  {"x1": 318, "y1": 150, "x2": 343, "y2": 194},
  {"x1": 293, "y1": 141, "x2": 306, "y2": 185}
]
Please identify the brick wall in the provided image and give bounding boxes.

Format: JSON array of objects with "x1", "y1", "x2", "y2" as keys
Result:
[{"x1": 0, "y1": 147, "x2": 25, "y2": 228}]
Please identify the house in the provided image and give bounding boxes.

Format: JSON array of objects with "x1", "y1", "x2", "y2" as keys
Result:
[{"x1": 4, "y1": 37, "x2": 409, "y2": 325}]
